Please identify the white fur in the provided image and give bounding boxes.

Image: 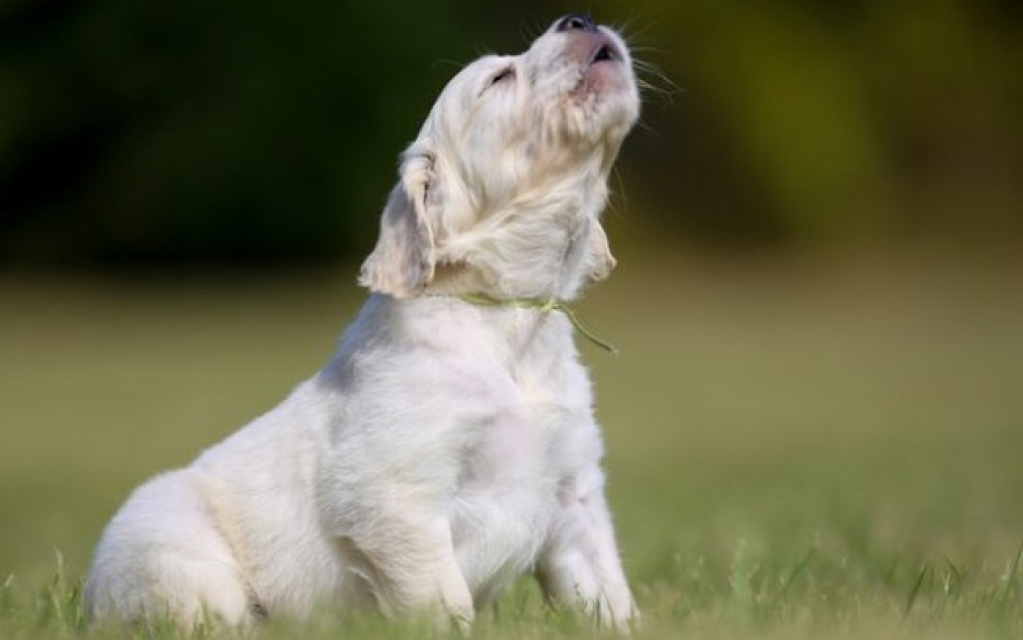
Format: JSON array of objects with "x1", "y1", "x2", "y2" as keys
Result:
[{"x1": 85, "y1": 16, "x2": 640, "y2": 632}]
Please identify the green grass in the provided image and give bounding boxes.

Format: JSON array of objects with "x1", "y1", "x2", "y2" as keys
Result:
[{"x1": 1, "y1": 249, "x2": 1022, "y2": 638}]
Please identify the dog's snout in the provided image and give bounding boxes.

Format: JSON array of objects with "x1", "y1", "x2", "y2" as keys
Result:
[{"x1": 556, "y1": 13, "x2": 598, "y2": 33}]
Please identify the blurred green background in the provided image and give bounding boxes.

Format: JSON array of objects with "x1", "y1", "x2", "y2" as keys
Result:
[
  {"x1": 2, "y1": 0, "x2": 1020, "y2": 263},
  {"x1": 1, "y1": 1, "x2": 1022, "y2": 634}
]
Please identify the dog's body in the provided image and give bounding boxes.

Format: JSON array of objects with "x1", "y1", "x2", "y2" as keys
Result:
[{"x1": 86, "y1": 14, "x2": 640, "y2": 631}]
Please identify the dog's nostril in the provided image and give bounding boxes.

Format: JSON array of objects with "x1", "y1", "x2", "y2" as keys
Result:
[{"x1": 556, "y1": 13, "x2": 597, "y2": 33}]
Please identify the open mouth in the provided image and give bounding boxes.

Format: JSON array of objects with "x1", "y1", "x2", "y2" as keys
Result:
[
  {"x1": 566, "y1": 31, "x2": 632, "y2": 103},
  {"x1": 590, "y1": 42, "x2": 619, "y2": 65}
]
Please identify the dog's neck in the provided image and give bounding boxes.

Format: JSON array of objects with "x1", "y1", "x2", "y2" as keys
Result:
[
  {"x1": 424, "y1": 215, "x2": 597, "y2": 302},
  {"x1": 425, "y1": 166, "x2": 612, "y2": 302},
  {"x1": 453, "y1": 292, "x2": 618, "y2": 355}
]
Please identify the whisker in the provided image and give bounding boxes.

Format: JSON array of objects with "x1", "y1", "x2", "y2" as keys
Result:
[
  {"x1": 635, "y1": 66, "x2": 681, "y2": 94},
  {"x1": 608, "y1": 165, "x2": 629, "y2": 218},
  {"x1": 431, "y1": 58, "x2": 469, "y2": 73},
  {"x1": 519, "y1": 17, "x2": 545, "y2": 47},
  {"x1": 604, "y1": 14, "x2": 683, "y2": 111},
  {"x1": 634, "y1": 62, "x2": 682, "y2": 110},
  {"x1": 472, "y1": 43, "x2": 497, "y2": 59},
  {"x1": 633, "y1": 119, "x2": 664, "y2": 138},
  {"x1": 615, "y1": 12, "x2": 662, "y2": 51}
]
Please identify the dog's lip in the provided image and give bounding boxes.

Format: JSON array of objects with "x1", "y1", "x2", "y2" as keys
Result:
[{"x1": 588, "y1": 36, "x2": 621, "y2": 66}]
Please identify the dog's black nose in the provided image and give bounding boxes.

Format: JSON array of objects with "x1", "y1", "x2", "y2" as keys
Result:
[{"x1": 556, "y1": 13, "x2": 598, "y2": 33}]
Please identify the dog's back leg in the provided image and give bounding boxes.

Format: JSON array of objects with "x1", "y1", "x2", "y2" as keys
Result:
[{"x1": 85, "y1": 469, "x2": 256, "y2": 629}]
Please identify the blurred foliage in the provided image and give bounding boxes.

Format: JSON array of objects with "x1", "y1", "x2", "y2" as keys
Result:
[
  {"x1": 617, "y1": 0, "x2": 1022, "y2": 244},
  {"x1": 0, "y1": 0, "x2": 1020, "y2": 265}
]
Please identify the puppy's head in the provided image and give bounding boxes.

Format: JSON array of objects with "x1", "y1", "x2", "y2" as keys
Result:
[{"x1": 360, "y1": 15, "x2": 639, "y2": 300}]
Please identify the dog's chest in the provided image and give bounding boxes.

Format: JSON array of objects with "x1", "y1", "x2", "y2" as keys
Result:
[
  {"x1": 449, "y1": 369, "x2": 592, "y2": 599},
  {"x1": 464, "y1": 361, "x2": 588, "y2": 486}
]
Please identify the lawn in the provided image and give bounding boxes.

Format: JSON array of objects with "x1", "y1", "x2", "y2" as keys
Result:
[{"x1": 1, "y1": 248, "x2": 1021, "y2": 638}]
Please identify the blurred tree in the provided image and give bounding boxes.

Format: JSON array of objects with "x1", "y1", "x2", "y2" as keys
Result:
[
  {"x1": 0, "y1": 0, "x2": 479, "y2": 265},
  {"x1": 0, "y1": 0, "x2": 1020, "y2": 266},
  {"x1": 609, "y1": 0, "x2": 1021, "y2": 244}
]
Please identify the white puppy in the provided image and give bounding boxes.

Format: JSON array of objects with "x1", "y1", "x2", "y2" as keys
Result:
[{"x1": 85, "y1": 13, "x2": 640, "y2": 632}]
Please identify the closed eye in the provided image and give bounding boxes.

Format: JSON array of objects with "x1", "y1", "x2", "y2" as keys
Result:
[{"x1": 489, "y1": 67, "x2": 515, "y2": 86}]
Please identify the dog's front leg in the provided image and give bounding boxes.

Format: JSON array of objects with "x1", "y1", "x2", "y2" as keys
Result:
[
  {"x1": 341, "y1": 508, "x2": 473, "y2": 631},
  {"x1": 536, "y1": 467, "x2": 636, "y2": 632}
]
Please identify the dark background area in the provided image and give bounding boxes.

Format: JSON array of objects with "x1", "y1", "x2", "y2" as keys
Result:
[{"x1": 1, "y1": 0, "x2": 1020, "y2": 268}]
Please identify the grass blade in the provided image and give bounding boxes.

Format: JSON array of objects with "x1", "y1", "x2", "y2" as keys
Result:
[
  {"x1": 903, "y1": 565, "x2": 929, "y2": 618},
  {"x1": 999, "y1": 539, "x2": 1023, "y2": 603},
  {"x1": 781, "y1": 548, "x2": 816, "y2": 596}
]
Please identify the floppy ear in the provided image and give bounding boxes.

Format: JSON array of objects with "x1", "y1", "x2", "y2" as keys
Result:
[
  {"x1": 358, "y1": 149, "x2": 438, "y2": 298},
  {"x1": 586, "y1": 219, "x2": 617, "y2": 282}
]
